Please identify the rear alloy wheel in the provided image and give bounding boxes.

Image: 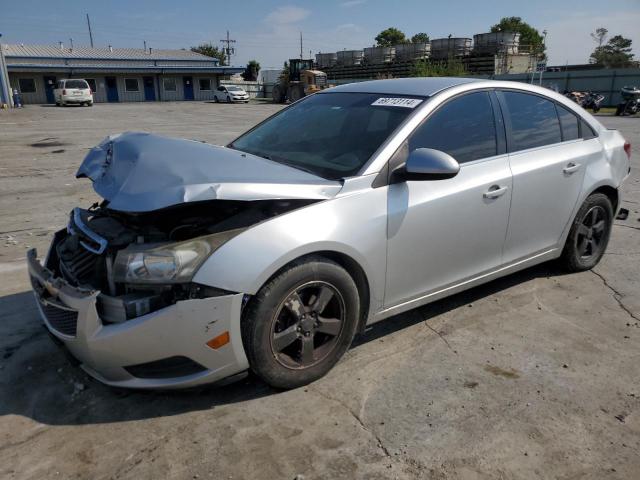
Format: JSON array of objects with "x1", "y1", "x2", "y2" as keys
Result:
[
  {"x1": 559, "y1": 193, "x2": 613, "y2": 272},
  {"x1": 242, "y1": 257, "x2": 359, "y2": 389}
]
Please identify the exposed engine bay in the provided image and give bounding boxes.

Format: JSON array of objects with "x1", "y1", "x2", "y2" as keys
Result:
[{"x1": 52, "y1": 199, "x2": 315, "y2": 323}]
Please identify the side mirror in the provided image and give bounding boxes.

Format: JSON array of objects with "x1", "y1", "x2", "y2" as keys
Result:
[{"x1": 397, "y1": 148, "x2": 460, "y2": 181}]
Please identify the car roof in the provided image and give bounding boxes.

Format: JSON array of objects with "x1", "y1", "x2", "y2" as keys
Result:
[{"x1": 322, "y1": 77, "x2": 482, "y2": 97}]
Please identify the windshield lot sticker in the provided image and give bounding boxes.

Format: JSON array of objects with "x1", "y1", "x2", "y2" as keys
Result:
[{"x1": 372, "y1": 97, "x2": 423, "y2": 108}]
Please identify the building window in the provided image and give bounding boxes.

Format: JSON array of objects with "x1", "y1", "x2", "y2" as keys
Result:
[
  {"x1": 85, "y1": 78, "x2": 97, "y2": 93},
  {"x1": 125, "y1": 78, "x2": 139, "y2": 92},
  {"x1": 18, "y1": 78, "x2": 36, "y2": 93},
  {"x1": 163, "y1": 78, "x2": 177, "y2": 92},
  {"x1": 199, "y1": 78, "x2": 212, "y2": 91}
]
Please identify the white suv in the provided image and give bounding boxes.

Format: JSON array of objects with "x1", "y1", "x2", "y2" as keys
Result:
[{"x1": 54, "y1": 79, "x2": 93, "y2": 107}]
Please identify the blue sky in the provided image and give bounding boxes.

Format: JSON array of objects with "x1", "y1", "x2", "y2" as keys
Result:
[{"x1": 1, "y1": 0, "x2": 638, "y2": 69}]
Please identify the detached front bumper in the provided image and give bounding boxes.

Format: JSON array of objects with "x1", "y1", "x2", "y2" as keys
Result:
[{"x1": 27, "y1": 246, "x2": 249, "y2": 389}]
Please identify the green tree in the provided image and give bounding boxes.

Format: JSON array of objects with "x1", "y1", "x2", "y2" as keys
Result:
[
  {"x1": 375, "y1": 27, "x2": 407, "y2": 47},
  {"x1": 590, "y1": 27, "x2": 608, "y2": 48},
  {"x1": 242, "y1": 60, "x2": 261, "y2": 81},
  {"x1": 411, "y1": 33, "x2": 430, "y2": 44},
  {"x1": 590, "y1": 35, "x2": 634, "y2": 68},
  {"x1": 190, "y1": 43, "x2": 226, "y2": 65},
  {"x1": 411, "y1": 58, "x2": 467, "y2": 77},
  {"x1": 490, "y1": 17, "x2": 545, "y2": 56}
]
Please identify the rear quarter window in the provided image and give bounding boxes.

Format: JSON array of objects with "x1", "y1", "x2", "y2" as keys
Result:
[
  {"x1": 581, "y1": 119, "x2": 597, "y2": 140},
  {"x1": 556, "y1": 104, "x2": 580, "y2": 141},
  {"x1": 501, "y1": 91, "x2": 562, "y2": 152}
]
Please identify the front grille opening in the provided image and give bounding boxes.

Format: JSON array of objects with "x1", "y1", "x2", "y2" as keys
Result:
[
  {"x1": 42, "y1": 303, "x2": 78, "y2": 336},
  {"x1": 124, "y1": 356, "x2": 207, "y2": 379}
]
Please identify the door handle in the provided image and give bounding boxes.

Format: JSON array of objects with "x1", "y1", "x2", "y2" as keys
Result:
[
  {"x1": 563, "y1": 162, "x2": 582, "y2": 174},
  {"x1": 483, "y1": 185, "x2": 508, "y2": 199}
]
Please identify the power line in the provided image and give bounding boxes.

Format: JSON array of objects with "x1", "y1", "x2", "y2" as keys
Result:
[{"x1": 220, "y1": 30, "x2": 236, "y2": 66}]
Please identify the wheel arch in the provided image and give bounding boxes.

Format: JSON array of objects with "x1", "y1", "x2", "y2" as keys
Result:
[
  {"x1": 590, "y1": 184, "x2": 619, "y2": 213},
  {"x1": 247, "y1": 250, "x2": 372, "y2": 334},
  {"x1": 559, "y1": 181, "x2": 620, "y2": 250}
]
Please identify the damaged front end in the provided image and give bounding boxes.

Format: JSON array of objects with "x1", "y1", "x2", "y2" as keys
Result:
[
  {"x1": 29, "y1": 131, "x2": 340, "y2": 388},
  {"x1": 58, "y1": 199, "x2": 313, "y2": 321}
]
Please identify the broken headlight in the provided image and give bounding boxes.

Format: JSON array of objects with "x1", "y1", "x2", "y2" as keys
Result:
[{"x1": 113, "y1": 228, "x2": 244, "y2": 284}]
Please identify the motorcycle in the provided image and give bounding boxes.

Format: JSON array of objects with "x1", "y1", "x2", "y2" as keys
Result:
[
  {"x1": 564, "y1": 90, "x2": 604, "y2": 112},
  {"x1": 615, "y1": 86, "x2": 640, "y2": 116},
  {"x1": 581, "y1": 91, "x2": 605, "y2": 113}
]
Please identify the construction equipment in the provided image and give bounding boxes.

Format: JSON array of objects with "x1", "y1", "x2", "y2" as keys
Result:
[{"x1": 272, "y1": 59, "x2": 331, "y2": 103}]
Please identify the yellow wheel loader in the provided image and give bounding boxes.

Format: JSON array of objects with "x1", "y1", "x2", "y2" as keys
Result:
[{"x1": 272, "y1": 59, "x2": 332, "y2": 103}]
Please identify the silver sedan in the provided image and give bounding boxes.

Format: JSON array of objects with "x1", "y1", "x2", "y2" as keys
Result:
[{"x1": 28, "y1": 78, "x2": 631, "y2": 389}]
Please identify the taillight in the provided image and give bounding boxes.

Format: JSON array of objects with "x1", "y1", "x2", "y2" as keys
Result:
[
  {"x1": 62, "y1": 89, "x2": 67, "y2": 95},
  {"x1": 624, "y1": 141, "x2": 631, "y2": 160}
]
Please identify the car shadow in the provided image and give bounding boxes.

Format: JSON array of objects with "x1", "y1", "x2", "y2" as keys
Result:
[{"x1": 0, "y1": 262, "x2": 564, "y2": 426}]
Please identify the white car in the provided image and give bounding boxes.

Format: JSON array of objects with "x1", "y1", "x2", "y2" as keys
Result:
[
  {"x1": 54, "y1": 79, "x2": 93, "y2": 106},
  {"x1": 214, "y1": 85, "x2": 249, "y2": 103}
]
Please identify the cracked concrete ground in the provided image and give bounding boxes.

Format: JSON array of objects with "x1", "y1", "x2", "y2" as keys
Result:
[{"x1": 0, "y1": 102, "x2": 639, "y2": 480}]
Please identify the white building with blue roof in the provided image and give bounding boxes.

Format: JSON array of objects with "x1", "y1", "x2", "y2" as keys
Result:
[{"x1": 0, "y1": 43, "x2": 244, "y2": 105}]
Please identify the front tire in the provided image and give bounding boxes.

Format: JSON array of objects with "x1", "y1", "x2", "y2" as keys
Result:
[
  {"x1": 559, "y1": 193, "x2": 613, "y2": 272},
  {"x1": 242, "y1": 257, "x2": 360, "y2": 389}
]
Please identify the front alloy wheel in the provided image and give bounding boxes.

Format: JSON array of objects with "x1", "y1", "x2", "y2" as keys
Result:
[
  {"x1": 242, "y1": 257, "x2": 360, "y2": 389},
  {"x1": 271, "y1": 281, "x2": 345, "y2": 369}
]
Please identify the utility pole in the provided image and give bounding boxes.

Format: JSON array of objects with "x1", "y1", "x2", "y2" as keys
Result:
[
  {"x1": 300, "y1": 32, "x2": 303, "y2": 59},
  {"x1": 220, "y1": 30, "x2": 236, "y2": 66},
  {"x1": 539, "y1": 29, "x2": 548, "y2": 86},
  {"x1": 86, "y1": 14, "x2": 94, "y2": 48}
]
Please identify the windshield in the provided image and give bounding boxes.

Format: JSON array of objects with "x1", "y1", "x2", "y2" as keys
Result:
[
  {"x1": 65, "y1": 80, "x2": 89, "y2": 89},
  {"x1": 226, "y1": 86, "x2": 243, "y2": 91},
  {"x1": 229, "y1": 92, "x2": 423, "y2": 179}
]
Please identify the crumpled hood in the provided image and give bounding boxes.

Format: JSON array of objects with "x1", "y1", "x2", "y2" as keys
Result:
[{"x1": 76, "y1": 132, "x2": 343, "y2": 212}]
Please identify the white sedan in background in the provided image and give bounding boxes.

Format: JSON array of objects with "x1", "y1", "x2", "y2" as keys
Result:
[
  {"x1": 54, "y1": 79, "x2": 93, "y2": 107},
  {"x1": 214, "y1": 85, "x2": 250, "y2": 103}
]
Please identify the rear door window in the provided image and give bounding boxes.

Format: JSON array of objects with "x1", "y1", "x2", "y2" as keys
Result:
[
  {"x1": 408, "y1": 91, "x2": 497, "y2": 163},
  {"x1": 556, "y1": 104, "x2": 580, "y2": 141},
  {"x1": 500, "y1": 91, "x2": 562, "y2": 152}
]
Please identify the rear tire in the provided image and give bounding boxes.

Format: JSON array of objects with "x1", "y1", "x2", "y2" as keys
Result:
[
  {"x1": 558, "y1": 193, "x2": 613, "y2": 272},
  {"x1": 272, "y1": 84, "x2": 285, "y2": 103},
  {"x1": 242, "y1": 257, "x2": 360, "y2": 389}
]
